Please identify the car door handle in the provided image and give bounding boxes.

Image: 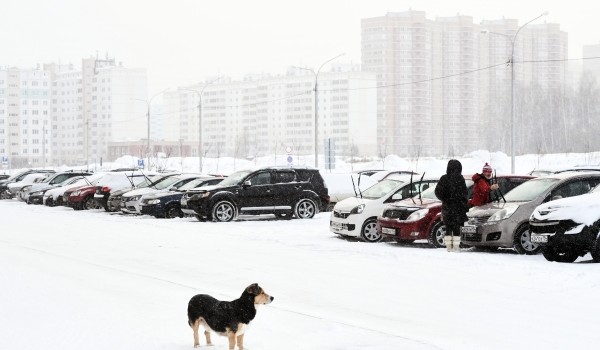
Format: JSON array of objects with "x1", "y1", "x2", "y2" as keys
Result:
[{"x1": 294, "y1": 185, "x2": 302, "y2": 189}]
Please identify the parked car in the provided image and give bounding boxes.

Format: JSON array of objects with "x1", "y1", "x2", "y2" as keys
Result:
[
  {"x1": 93, "y1": 171, "x2": 159, "y2": 211},
  {"x1": 6, "y1": 173, "x2": 51, "y2": 199},
  {"x1": 377, "y1": 175, "x2": 534, "y2": 247},
  {"x1": 462, "y1": 172, "x2": 600, "y2": 254},
  {"x1": 321, "y1": 172, "x2": 378, "y2": 211},
  {"x1": 530, "y1": 184, "x2": 600, "y2": 263},
  {"x1": 352, "y1": 169, "x2": 385, "y2": 177},
  {"x1": 330, "y1": 176, "x2": 439, "y2": 242},
  {"x1": 140, "y1": 176, "x2": 225, "y2": 218},
  {"x1": 69, "y1": 171, "x2": 156, "y2": 210},
  {"x1": 23, "y1": 171, "x2": 93, "y2": 204},
  {"x1": 181, "y1": 167, "x2": 329, "y2": 222},
  {"x1": 43, "y1": 173, "x2": 107, "y2": 206},
  {"x1": 120, "y1": 173, "x2": 200, "y2": 214},
  {"x1": 0, "y1": 174, "x2": 9, "y2": 181},
  {"x1": 0, "y1": 169, "x2": 55, "y2": 199}
]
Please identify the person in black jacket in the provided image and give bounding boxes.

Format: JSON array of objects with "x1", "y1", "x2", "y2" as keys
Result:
[{"x1": 435, "y1": 159, "x2": 469, "y2": 252}]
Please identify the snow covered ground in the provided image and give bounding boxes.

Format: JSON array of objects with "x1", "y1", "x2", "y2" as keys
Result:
[{"x1": 2, "y1": 197, "x2": 599, "y2": 350}]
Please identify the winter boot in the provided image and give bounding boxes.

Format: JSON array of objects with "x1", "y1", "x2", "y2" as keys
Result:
[
  {"x1": 444, "y1": 235, "x2": 454, "y2": 252},
  {"x1": 452, "y1": 236, "x2": 462, "y2": 252}
]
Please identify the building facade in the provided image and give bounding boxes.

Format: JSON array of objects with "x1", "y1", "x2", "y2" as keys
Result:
[
  {"x1": 0, "y1": 57, "x2": 148, "y2": 168},
  {"x1": 362, "y1": 11, "x2": 568, "y2": 157},
  {"x1": 162, "y1": 67, "x2": 378, "y2": 162}
]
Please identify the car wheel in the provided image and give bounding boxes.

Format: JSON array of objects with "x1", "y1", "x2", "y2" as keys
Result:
[
  {"x1": 360, "y1": 218, "x2": 382, "y2": 243},
  {"x1": 428, "y1": 220, "x2": 446, "y2": 248},
  {"x1": 195, "y1": 214, "x2": 207, "y2": 222},
  {"x1": 165, "y1": 205, "x2": 183, "y2": 219},
  {"x1": 82, "y1": 196, "x2": 95, "y2": 210},
  {"x1": 591, "y1": 235, "x2": 600, "y2": 263},
  {"x1": 542, "y1": 245, "x2": 579, "y2": 263},
  {"x1": 513, "y1": 224, "x2": 540, "y2": 255},
  {"x1": 56, "y1": 197, "x2": 63, "y2": 206},
  {"x1": 212, "y1": 200, "x2": 236, "y2": 222},
  {"x1": 46, "y1": 198, "x2": 54, "y2": 207},
  {"x1": 294, "y1": 198, "x2": 317, "y2": 219}
]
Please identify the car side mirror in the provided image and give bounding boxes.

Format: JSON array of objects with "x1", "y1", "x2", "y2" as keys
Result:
[{"x1": 243, "y1": 180, "x2": 251, "y2": 188}]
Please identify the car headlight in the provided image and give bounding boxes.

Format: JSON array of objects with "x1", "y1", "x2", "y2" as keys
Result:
[
  {"x1": 72, "y1": 190, "x2": 81, "y2": 196},
  {"x1": 148, "y1": 199, "x2": 161, "y2": 205},
  {"x1": 200, "y1": 192, "x2": 211, "y2": 198},
  {"x1": 488, "y1": 206, "x2": 519, "y2": 222},
  {"x1": 406, "y1": 208, "x2": 429, "y2": 221},
  {"x1": 22, "y1": 185, "x2": 32, "y2": 192},
  {"x1": 350, "y1": 204, "x2": 365, "y2": 214}
]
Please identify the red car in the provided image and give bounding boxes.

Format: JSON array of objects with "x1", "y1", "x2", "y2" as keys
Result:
[
  {"x1": 376, "y1": 175, "x2": 534, "y2": 247},
  {"x1": 66, "y1": 185, "x2": 98, "y2": 210}
]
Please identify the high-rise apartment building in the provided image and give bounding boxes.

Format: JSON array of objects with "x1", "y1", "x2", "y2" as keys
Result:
[
  {"x1": 0, "y1": 57, "x2": 147, "y2": 168},
  {"x1": 0, "y1": 67, "x2": 52, "y2": 168},
  {"x1": 362, "y1": 11, "x2": 568, "y2": 157},
  {"x1": 162, "y1": 68, "x2": 377, "y2": 160}
]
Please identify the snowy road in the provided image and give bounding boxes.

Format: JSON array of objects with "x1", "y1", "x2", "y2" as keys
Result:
[{"x1": 1, "y1": 199, "x2": 599, "y2": 350}]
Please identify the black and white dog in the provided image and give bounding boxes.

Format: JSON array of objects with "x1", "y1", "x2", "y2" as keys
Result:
[{"x1": 187, "y1": 283, "x2": 274, "y2": 349}]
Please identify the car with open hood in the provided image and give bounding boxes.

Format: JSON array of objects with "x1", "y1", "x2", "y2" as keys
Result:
[
  {"x1": 120, "y1": 173, "x2": 202, "y2": 214},
  {"x1": 530, "y1": 183, "x2": 600, "y2": 263},
  {"x1": 330, "y1": 174, "x2": 438, "y2": 242},
  {"x1": 377, "y1": 175, "x2": 533, "y2": 247},
  {"x1": 140, "y1": 176, "x2": 225, "y2": 218},
  {"x1": 462, "y1": 172, "x2": 600, "y2": 254}
]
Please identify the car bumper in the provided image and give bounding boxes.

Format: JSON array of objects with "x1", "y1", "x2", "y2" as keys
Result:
[
  {"x1": 377, "y1": 217, "x2": 429, "y2": 241},
  {"x1": 28, "y1": 194, "x2": 44, "y2": 205},
  {"x1": 329, "y1": 213, "x2": 363, "y2": 238},
  {"x1": 181, "y1": 198, "x2": 209, "y2": 216},
  {"x1": 140, "y1": 203, "x2": 163, "y2": 216},
  {"x1": 461, "y1": 219, "x2": 517, "y2": 248},
  {"x1": 121, "y1": 201, "x2": 142, "y2": 214}
]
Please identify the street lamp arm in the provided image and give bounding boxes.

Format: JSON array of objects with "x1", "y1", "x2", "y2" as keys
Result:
[
  {"x1": 316, "y1": 53, "x2": 345, "y2": 79},
  {"x1": 512, "y1": 12, "x2": 549, "y2": 55}
]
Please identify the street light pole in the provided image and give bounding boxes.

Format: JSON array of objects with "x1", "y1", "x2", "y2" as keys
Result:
[
  {"x1": 184, "y1": 77, "x2": 220, "y2": 173},
  {"x1": 294, "y1": 53, "x2": 344, "y2": 168},
  {"x1": 483, "y1": 11, "x2": 547, "y2": 174}
]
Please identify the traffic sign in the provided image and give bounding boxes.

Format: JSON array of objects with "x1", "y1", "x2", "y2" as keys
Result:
[{"x1": 137, "y1": 159, "x2": 144, "y2": 168}]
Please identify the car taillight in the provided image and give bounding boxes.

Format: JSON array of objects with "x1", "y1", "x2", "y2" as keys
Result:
[{"x1": 101, "y1": 186, "x2": 110, "y2": 193}]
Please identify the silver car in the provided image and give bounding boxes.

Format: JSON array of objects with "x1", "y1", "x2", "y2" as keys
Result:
[{"x1": 462, "y1": 172, "x2": 600, "y2": 254}]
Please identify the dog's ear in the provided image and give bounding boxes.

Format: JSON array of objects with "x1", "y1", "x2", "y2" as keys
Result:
[{"x1": 245, "y1": 283, "x2": 261, "y2": 295}]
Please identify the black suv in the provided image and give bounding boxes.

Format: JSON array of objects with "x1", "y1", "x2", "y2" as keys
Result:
[{"x1": 181, "y1": 167, "x2": 329, "y2": 222}]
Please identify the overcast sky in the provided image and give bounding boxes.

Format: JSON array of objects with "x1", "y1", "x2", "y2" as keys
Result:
[{"x1": 2, "y1": 0, "x2": 599, "y2": 95}]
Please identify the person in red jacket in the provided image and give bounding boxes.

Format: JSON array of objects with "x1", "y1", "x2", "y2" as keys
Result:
[{"x1": 469, "y1": 163, "x2": 499, "y2": 207}]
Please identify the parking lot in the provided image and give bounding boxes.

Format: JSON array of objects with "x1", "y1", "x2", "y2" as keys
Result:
[{"x1": 1, "y1": 199, "x2": 598, "y2": 350}]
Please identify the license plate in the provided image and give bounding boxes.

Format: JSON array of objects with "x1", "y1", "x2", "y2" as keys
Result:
[
  {"x1": 382, "y1": 227, "x2": 396, "y2": 235},
  {"x1": 530, "y1": 234, "x2": 548, "y2": 243},
  {"x1": 461, "y1": 225, "x2": 476, "y2": 234}
]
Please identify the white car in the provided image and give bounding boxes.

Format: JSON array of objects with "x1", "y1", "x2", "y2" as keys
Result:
[
  {"x1": 330, "y1": 176, "x2": 438, "y2": 242},
  {"x1": 120, "y1": 174, "x2": 203, "y2": 214},
  {"x1": 7, "y1": 173, "x2": 50, "y2": 199},
  {"x1": 321, "y1": 172, "x2": 378, "y2": 211}
]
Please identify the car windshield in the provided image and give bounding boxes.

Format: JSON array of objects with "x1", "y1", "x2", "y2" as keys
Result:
[
  {"x1": 503, "y1": 178, "x2": 560, "y2": 202},
  {"x1": 360, "y1": 179, "x2": 403, "y2": 199},
  {"x1": 178, "y1": 177, "x2": 210, "y2": 190},
  {"x1": 219, "y1": 170, "x2": 253, "y2": 186},
  {"x1": 153, "y1": 176, "x2": 182, "y2": 190}
]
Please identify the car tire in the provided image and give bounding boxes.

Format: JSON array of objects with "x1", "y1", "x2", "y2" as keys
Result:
[
  {"x1": 591, "y1": 236, "x2": 600, "y2": 263},
  {"x1": 360, "y1": 218, "x2": 382, "y2": 243},
  {"x1": 195, "y1": 214, "x2": 207, "y2": 222},
  {"x1": 82, "y1": 195, "x2": 95, "y2": 210},
  {"x1": 513, "y1": 224, "x2": 540, "y2": 255},
  {"x1": 211, "y1": 200, "x2": 236, "y2": 222},
  {"x1": 542, "y1": 245, "x2": 579, "y2": 263},
  {"x1": 428, "y1": 220, "x2": 446, "y2": 248},
  {"x1": 46, "y1": 197, "x2": 54, "y2": 207},
  {"x1": 294, "y1": 198, "x2": 317, "y2": 219},
  {"x1": 165, "y1": 205, "x2": 183, "y2": 219}
]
